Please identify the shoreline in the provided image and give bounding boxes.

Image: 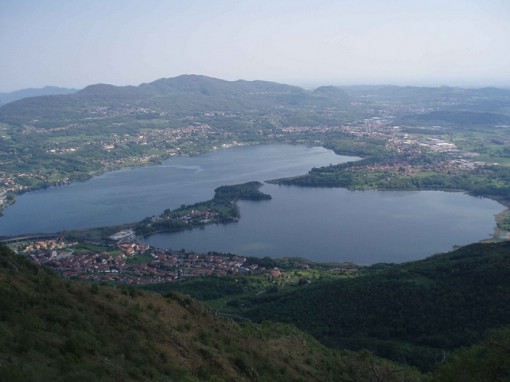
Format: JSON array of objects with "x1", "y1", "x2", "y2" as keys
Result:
[
  {"x1": 0, "y1": 140, "x2": 257, "y2": 217},
  {"x1": 1, "y1": 142, "x2": 508, "y2": 247}
]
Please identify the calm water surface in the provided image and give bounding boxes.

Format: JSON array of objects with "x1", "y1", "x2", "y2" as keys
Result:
[
  {"x1": 0, "y1": 144, "x2": 503, "y2": 264},
  {"x1": 0, "y1": 145, "x2": 353, "y2": 235},
  {"x1": 145, "y1": 185, "x2": 502, "y2": 264}
]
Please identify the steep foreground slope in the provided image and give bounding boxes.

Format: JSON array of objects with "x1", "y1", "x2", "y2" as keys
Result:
[
  {"x1": 234, "y1": 241, "x2": 510, "y2": 371},
  {"x1": 0, "y1": 245, "x2": 421, "y2": 382}
]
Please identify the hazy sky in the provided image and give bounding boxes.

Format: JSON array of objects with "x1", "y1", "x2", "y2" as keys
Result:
[{"x1": 1, "y1": 0, "x2": 509, "y2": 91}]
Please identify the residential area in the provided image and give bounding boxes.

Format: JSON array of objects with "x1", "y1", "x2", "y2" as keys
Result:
[{"x1": 13, "y1": 238, "x2": 264, "y2": 285}]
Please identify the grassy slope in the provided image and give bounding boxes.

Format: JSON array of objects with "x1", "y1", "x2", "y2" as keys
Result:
[{"x1": 0, "y1": 245, "x2": 421, "y2": 382}]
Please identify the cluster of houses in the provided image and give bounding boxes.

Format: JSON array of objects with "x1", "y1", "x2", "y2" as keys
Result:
[
  {"x1": 19, "y1": 237, "x2": 75, "y2": 256},
  {"x1": 18, "y1": 239, "x2": 266, "y2": 285},
  {"x1": 339, "y1": 119, "x2": 486, "y2": 175},
  {"x1": 0, "y1": 172, "x2": 40, "y2": 209},
  {"x1": 153, "y1": 208, "x2": 220, "y2": 226}
]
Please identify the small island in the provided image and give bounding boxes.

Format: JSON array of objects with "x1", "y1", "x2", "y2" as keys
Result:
[
  {"x1": 64, "y1": 181, "x2": 271, "y2": 242},
  {"x1": 135, "y1": 181, "x2": 271, "y2": 236}
]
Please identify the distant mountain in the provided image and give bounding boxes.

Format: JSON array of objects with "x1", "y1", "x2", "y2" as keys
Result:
[
  {"x1": 0, "y1": 75, "x2": 353, "y2": 128},
  {"x1": 400, "y1": 110, "x2": 510, "y2": 126},
  {"x1": 340, "y1": 85, "x2": 510, "y2": 115},
  {"x1": 0, "y1": 86, "x2": 78, "y2": 106},
  {"x1": 2, "y1": 76, "x2": 509, "y2": 130},
  {"x1": 2, "y1": 75, "x2": 510, "y2": 140},
  {"x1": 340, "y1": 84, "x2": 510, "y2": 100}
]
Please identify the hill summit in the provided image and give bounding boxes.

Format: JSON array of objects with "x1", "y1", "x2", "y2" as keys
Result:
[{"x1": 0, "y1": 75, "x2": 350, "y2": 128}]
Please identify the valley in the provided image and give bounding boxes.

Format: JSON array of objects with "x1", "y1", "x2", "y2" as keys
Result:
[
  {"x1": 1, "y1": 76, "x2": 510, "y2": 380},
  {"x1": 2, "y1": 77, "x2": 510, "y2": 219}
]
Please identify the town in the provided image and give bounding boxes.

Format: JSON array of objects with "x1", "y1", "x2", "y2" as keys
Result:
[
  {"x1": 14, "y1": 237, "x2": 265, "y2": 284},
  {"x1": 1, "y1": 86, "x2": 509, "y2": 216},
  {"x1": 0, "y1": 117, "x2": 487, "y2": 211}
]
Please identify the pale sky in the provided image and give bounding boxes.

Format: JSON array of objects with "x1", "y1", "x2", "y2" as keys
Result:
[{"x1": 1, "y1": 0, "x2": 509, "y2": 92}]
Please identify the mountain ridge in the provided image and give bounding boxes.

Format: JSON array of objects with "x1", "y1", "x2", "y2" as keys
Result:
[
  {"x1": 0, "y1": 74, "x2": 345, "y2": 128},
  {"x1": 0, "y1": 86, "x2": 78, "y2": 107},
  {"x1": 2, "y1": 74, "x2": 509, "y2": 129}
]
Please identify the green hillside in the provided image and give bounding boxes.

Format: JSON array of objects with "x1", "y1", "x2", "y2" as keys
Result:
[
  {"x1": 0, "y1": 245, "x2": 422, "y2": 381},
  {"x1": 2, "y1": 240, "x2": 510, "y2": 380},
  {"x1": 180, "y1": 241, "x2": 510, "y2": 371},
  {"x1": 0, "y1": 75, "x2": 351, "y2": 128}
]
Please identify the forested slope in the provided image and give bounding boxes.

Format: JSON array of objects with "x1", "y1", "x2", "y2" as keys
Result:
[
  {"x1": 0, "y1": 245, "x2": 421, "y2": 381},
  {"x1": 230, "y1": 241, "x2": 510, "y2": 370}
]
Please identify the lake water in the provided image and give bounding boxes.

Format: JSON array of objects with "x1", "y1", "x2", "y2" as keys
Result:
[{"x1": 0, "y1": 144, "x2": 504, "y2": 264}]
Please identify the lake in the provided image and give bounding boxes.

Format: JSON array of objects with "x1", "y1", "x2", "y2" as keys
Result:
[{"x1": 0, "y1": 144, "x2": 504, "y2": 264}]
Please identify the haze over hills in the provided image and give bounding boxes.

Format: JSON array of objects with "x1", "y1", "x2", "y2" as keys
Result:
[
  {"x1": 0, "y1": 86, "x2": 78, "y2": 107},
  {"x1": 1, "y1": 75, "x2": 510, "y2": 130},
  {"x1": 0, "y1": 75, "x2": 351, "y2": 128},
  {"x1": 340, "y1": 85, "x2": 510, "y2": 119}
]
